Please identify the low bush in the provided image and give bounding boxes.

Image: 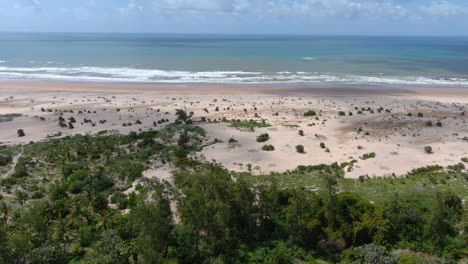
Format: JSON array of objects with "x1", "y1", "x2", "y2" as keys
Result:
[{"x1": 256, "y1": 133, "x2": 270, "y2": 143}]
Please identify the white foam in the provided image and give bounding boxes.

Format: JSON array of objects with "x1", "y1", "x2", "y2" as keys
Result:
[
  {"x1": 302, "y1": 57, "x2": 317, "y2": 60},
  {"x1": 0, "y1": 66, "x2": 467, "y2": 86}
]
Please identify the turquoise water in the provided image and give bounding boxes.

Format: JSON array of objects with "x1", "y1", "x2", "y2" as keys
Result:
[{"x1": 0, "y1": 32, "x2": 468, "y2": 87}]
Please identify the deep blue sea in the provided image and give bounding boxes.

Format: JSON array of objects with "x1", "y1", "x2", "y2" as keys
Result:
[{"x1": 1, "y1": 32, "x2": 468, "y2": 87}]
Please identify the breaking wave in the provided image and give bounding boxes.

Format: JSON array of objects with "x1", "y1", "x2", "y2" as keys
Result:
[{"x1": 0, "y1": 66, "x2": 468, "y2": 86}]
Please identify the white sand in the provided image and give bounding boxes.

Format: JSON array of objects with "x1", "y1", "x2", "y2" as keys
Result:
[{"x1": 1, "y1": 82, "x2": 467, "y2": 178}]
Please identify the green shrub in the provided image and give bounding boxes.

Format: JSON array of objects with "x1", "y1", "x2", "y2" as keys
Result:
[
  {"x1": 261, "y1": 145, "x2": 275, "y2": 151},
  {"x1": 256, "y1": 133, "x2": 270, "y2": 143},
  {"x1": 304, "y1": 110, "x2": 316, "y2": 116},
  {"x1": 424, "y1": 146, "x2": 433, "y2": 154},
  {"x1": 17, "y1": 129, "x2": 25, "y2": 137},
  {"x1": 0, "y1": 154, "x2": 12, "y2": 166},
  {"x1": 296, "y1": 145, "x2": 305, "y2": 153},
  {"x1": 361, "y1": 152, "x2": 376, "y2": 160}
]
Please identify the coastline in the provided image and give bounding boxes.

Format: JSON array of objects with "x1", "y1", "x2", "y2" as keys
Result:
[{"x1": 2, "y1": 80, "x2": 468, "y2": 96}]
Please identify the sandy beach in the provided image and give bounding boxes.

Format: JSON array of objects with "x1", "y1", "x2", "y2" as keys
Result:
[{"x1": 1, "y1": 81, "x2": 467, "y2": 178}]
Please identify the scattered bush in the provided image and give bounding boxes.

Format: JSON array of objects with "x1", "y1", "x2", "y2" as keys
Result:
[
  {"x1": 361, "y1": 152, "x2": 376, "y2": 160},
  {"x1": 424, "y1": 145, "x2": 433, "y2": 154},
  {"x1": 303, "y1": 110, "x2": 316, "y2": 117},
  {"x1": 17, "y1": 129, "x2": 25, "y2": 137},
  {"x1": 261, "y1": 145, "x2": 275, "y2": 151},
  {"x1": 320, "y1": 142, "x2": 326, "y2": 149},
  {"x1": 0, "y1": 154, "x2": 12, "y2": 166},
  {"x1": 295, "y1": 145, "x2": 305, "y2": 153},
  {"x1": 256, "y1": 133, "x2": 270, "y2": 142},
  {"x1": 298, "y1": 130, "x2": 304, "y2": 136}
]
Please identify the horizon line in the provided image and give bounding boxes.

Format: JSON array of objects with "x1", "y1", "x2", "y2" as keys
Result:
[{"x1": 1, "y1": 30, "x2": 468, "y2": 38}]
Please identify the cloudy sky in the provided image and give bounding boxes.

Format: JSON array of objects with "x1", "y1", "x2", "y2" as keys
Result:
[{"x1": 0, "y1": 0, "x2": 467, "y2": 35}]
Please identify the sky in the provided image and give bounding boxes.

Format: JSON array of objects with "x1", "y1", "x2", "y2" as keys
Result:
[{"x1": 0, "y1": 0, "x2": 467, "y2": 35}]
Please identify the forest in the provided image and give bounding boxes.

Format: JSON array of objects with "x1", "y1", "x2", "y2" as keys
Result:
[{"x1": 0, "y1": 111, "x2": 466, "y2": 264}]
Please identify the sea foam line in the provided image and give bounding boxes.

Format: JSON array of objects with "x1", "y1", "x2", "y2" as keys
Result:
[{"x1": 0, "y1": 66, "x2": 468, "y2": 86}]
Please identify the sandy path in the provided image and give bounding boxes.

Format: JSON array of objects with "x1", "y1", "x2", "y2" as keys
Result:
[{"x1": 2, "y1": 148, "x2": 23, "y2": 179}]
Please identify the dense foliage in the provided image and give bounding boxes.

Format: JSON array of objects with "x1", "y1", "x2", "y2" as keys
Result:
[{"x1": 0, "y1": 116, "x2": 466, "y2": 263}]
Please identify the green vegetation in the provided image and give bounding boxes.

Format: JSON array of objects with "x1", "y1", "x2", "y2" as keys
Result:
[
  {"x1": 425, "y1": 146, "x2": 433, "y2": 154},
  {"x1": 296, "y1": 144, "x2": 305, "y2": 153},
  {"x1": 0, "y1": 113, "x2": 22, "y2": 123},
  {"x1": 304, "y1": 110, "x2": 316, "y2": 116},
  {"x1": 261, "y1": 144, "x2": 275, "y2": 151},
  {"x1": 228, "y1": 119, "x2": 270, "y2": 131},
  {"x1": 17, "y1": 129, "x2": 25, "y2": 137},
  {"x1": 0, "y1": 154, "x2": 12, "y2": 166},
  {"x1": 0, "y1": 112, "x2": 466, "y2": 263},
  {"x1": 361, "y1": 152, "x2": 376, "y2": 160},
  {"x1": 256, "y1": 133, "x2": 270, "y2": 142}
]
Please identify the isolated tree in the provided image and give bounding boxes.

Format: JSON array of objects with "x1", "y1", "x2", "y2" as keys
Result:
[
  {"x1": 17, "y1": 129, "x2": 25, "y2": 137},
  {"x1": 175, "y1": 109, "x2": 193, "y2": 124}
]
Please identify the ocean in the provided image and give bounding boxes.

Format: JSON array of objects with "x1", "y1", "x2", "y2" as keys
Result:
[{"x1": 0, "y1": 32, "x2": 468, "y2": 87}]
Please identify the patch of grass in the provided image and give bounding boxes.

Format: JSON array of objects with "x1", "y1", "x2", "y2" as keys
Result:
[
  {"x1": 0, "y1": 113, "x2": 22, "y2": 123},
  {"x1": 228, "y1": 119, "x2": 271, "y2": 132},
  {"x1": 283, "y1": 124, "x2": 300, "y2": 128},
  {"x1": 361, "y1": 152, "x2": 376, "y2": 160}
]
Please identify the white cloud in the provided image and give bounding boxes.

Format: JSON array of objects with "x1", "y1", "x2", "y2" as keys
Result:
[
  {"x1": 150, "y1": 0, "x2": 412, "y2": 20},
  {"x1": 419, "y1": 1, "x2": 468, "y2": 17},
  {"x1": 118, "y1": 0, "x2": 144, "y2": 16},
  {"x1": 15, "y1": 0, "x2": 42, "y2": 14},
  {"x1": 153, "y1": 0, "x2": 250, "y2": 15},
  {"x1": 263, "y1": 0, "x2": 408, "y2": 20}
]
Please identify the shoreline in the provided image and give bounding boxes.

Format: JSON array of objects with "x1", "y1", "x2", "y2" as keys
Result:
[{"x1": 2, "y1": 80, "x2": 468, "y2": 96}]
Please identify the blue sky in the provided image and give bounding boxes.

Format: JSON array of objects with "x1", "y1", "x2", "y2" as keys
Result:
[{"x1": 0, "y1": 0, "x2": 467, "y2": 35}]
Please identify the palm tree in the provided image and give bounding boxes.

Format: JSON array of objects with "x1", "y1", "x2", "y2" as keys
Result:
[
  {"x1": 15, "y1": 190, "x2": 28, "y2": 212},
  {"x1": 50, "y1": 217, "x2": 74, "y2": 252},
  {"x1": 67, "y1": 199, "x2": 91, "y2": 227},
  {"x1": 0, "y1": 201, "x2": 10, "y2": 224},
  {"x1": 95, "y1": 209, "x2": 116, "y2": 234}
]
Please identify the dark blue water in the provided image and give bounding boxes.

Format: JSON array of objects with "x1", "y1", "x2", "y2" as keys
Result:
[{"x1": 0, "y1": 32, "x2": 468, "y2": 86}]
